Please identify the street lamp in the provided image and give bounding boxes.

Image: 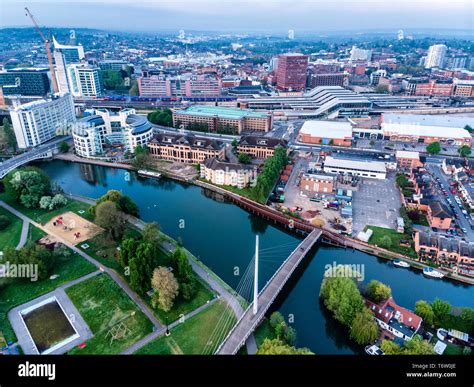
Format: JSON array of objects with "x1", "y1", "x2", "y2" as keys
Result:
[{"x1": 165, "y1": 316, "x2": 170, "y2": 336}]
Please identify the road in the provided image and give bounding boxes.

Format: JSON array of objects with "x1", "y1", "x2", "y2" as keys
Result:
[
  {"x1": 0, "y1": 136, "x2": 70, "y2": 178},
  {"x1": 426, "y1": 163, "x2": 474, "y2": 241},
  {"x1": 16, "y1": 220, "x2": 29, "y2": 250}
]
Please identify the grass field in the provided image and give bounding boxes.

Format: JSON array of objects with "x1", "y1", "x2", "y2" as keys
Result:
[
  {"x1": 365, "y1": 225, "x2": 417, "y2": 258},
  {"x1": 0, "y1": 245, "x2": 96, "y2": 342},
  {"x1": 66, "y1": 273, "x2": 153, "y2": 354},
  {"x1": 147, "y1": 278, "x2": 215, "y2": 324},
  {"x1": 26, "y1": 225, "x2": 46, "y2": 243},
  {"x1": 0, "y1": 206, "x2": 23, "y2": 250},
  {"x1": 135, "y1": 300, "x2": 235, "y2": 355},
  {"x1": 0, "y1": 192, "x2": 93, "y2": 225}
]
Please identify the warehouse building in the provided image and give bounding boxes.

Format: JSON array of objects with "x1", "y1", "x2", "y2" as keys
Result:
[
  {"x1": 323, "y1": 155, "x2": 387, "y2": 179},
  {"x1": 381, "y1": 113, "x2": 473, "y2": 146},
  {"x1": 298, "y1": 120, "x2": 353, "y2": 146}
]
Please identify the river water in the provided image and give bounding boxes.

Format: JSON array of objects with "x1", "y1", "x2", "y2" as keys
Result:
[{"x1": 38, "y1": 160, "x2": 473, "y2": 354}]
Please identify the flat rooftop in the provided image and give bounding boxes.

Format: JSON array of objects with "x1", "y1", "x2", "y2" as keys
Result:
[
  {"x1": 382, "y1": 113, "x2": 474, "y2": 128},
  {"x1": 396, "y1": 150, "x2": 420, "y2": 159},
  {"x1": 174, "y1": 105, "x2": 268, "y2": 119},
  {"x1": 300, "y1": 120, "x2": 353, "y2": 139},
  {"x1": 325, "y1": 155, "x2": 387, "y2": 173}
]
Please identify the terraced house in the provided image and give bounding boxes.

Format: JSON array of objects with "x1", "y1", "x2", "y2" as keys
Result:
[
  {"x1": 414, "y1": 231, "x2": 474, "y2": 277},
  {"x1": 148, "y1": 133, "x2": 225, "y2": 164}
]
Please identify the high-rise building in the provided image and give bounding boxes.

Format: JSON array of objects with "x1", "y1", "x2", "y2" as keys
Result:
[
  {"x1": 425, "y1": 44, "x2": 447, "y2": 69},
  {"x1": 288, "y1": 29, "x2": 295, "y2": 40},
  {"x1": 350, "y1": 46, "x2": 372, "y2": 62},
  {"x1": 138, "y1": 74, "x2": 221, "y2": 97},
  {"x1": 67, "y1": 64, "x2": 103, "y2": 97},
  {"x1": 9, "y1": 93, "x2": 76, "y2": 149},
  {"x1": 0, "y1": 68, "x2": 51, "y2": 97},
  {"x1": 276, "y1": 53, "x2": 308, "y2": 91},
  {"x1": 53, "y1": 36, "x2": 85, "y2": 94}
]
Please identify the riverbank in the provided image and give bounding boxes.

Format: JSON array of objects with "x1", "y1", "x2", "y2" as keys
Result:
[{"x1": 51, "y1": 155, "x2": 474, "y2": 286}]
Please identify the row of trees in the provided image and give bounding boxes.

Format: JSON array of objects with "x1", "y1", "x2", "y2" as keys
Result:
[
  {"x1": 319, "y1": 267, "x2": 379, "y2": 345},
  {"x1": 252, "y1": 146, "x2": 288, "y2": 203},
  {"x1": 148, "y1": 109, "x2": 173, "y2": 127},
  {"x1": 1, "y1": 118, "x2": 17, "y2": 152},
  {"x1": 425, "y1": 141, "x2": 472, "y2": 157},
  {"x1": 90, "y1": 190, "x2": 139, "y2": 218}
]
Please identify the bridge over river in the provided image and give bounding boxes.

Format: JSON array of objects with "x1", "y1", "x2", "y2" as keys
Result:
[{"x1": 216, "y1": 229, "x2": 322, "y2": 354}]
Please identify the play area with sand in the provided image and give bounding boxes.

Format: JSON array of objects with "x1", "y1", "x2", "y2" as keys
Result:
[{"x1": 44, "y1": 212, "x2": 104, "y2": 245}]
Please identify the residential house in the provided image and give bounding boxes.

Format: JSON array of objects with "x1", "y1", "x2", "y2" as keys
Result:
[
  {"x1": 237, "y1": 136, "x2": 288, "y2": 159},
  {"x1": 200, "y1": 158, "x2": 257, "y2": 189},
  {"x1": 427, "y1": 201, "x2": 453, "y2": 230}
]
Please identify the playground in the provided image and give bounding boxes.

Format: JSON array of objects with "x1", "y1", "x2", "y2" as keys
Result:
[{"x1": 44, "y1": 211, "x2": 103, "y2": 245}]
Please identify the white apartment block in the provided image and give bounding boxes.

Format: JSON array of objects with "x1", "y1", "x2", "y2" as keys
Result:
[
  {"x1": 425, "y1": 44, "x2": 447, "y2": 69},
  {"x1": 67, "y1": 64, "x2": 102, "y2": 97},
  {"x1": 9, "y1": 93, "x2": 76, "y2": 149}
]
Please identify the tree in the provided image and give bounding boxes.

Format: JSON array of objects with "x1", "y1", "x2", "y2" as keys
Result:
[
  {"x1": 238, "y1": 153, "x2": 252, "y2": 164},
  {"x1": 231, "y1": 138, "x2": 238, "y2": 148},
  {"x1": 50, "y1": 194, "x2": 67, "y2": 209},
  {"x1": 39, "y1": 196, "x2": 52, "y2": 210},
  {"x1": 458, "y1": 145, "x2": 471, "y2": 157},
  {"x1": 94, "y1": 200, "x2": 127, "y2": 240},
  {"x1": 151, "y1": 266, "x2": 179, "y2": 312},
  {"x1": 426, "y1": 142, "x2": 441, "y2": 155},
  {"x1": 431, "y1": 299, "x2": 451, "y2": 324},
  {"x1": 0, "y1": 215, "x2": 11, "y2": 230},
  {"x1": 350, "y1": 307, "x2": 379, "y2": 345},
  {"x1": 92, "y1": 190, "x2": 139, "y2": 217},
  {"x1": 120, "y1": 238, "x2": 139, "y2": 268},
  {"x1": 171, "y1": 247, "x2": 193, "y2": 283},
  {"x1": 366, "y1": 280, "x2": 392, "y2": 303},
  {"x1": 284, "y1": 325, "x2": 297, "y2": 346},
  {"x1": 320, "y1": 270, "x2": 365, "y2": 327},
  {"x1": 59, "y1": 141, "x2": 70, "y2": 153},
  {"x1": 129, "y1": 242, "x2": 154, "y2": 294},
  {"x1": 414, "y1": 300, "x2": 434, "y2": 326},
  {"x1": 142, "y1": 222, "x2": 161, "y2": 248},
  {"x1": 257, "y1": 338, "x2": 313, "y2": 355},
  {"x1": 380, "y1": 340, "x2": 401, "y2": 354},
  {"x1": 5, "y1": 167, "x2": 52, "y2": 208},
  {"x1": 403, "y1": 335, "x2": 436, "y2": 355},
  {"x1": 2, "y1": 118, "x2": 17, "y2": 151},
  {"x1": 464, "y1": 125, "x2": 473, "y2": 133},
  {"x1": 118, "y1": 195, "x2": 139, "y2": 217},
  {"x1": 269, "y1": 311, "x2": 285, "y2": 329},
  {"x1": 129, "y1": 80, "x2": 139, "y2": 96}
]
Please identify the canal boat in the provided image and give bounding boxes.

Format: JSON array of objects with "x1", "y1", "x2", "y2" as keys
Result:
[
  {"x1": 423, "y1": 267, "x2": 445, "y2": 279},
  {"x1": 138, "y1": 170, "x2": 162, "y2": 179},
  {"x1": 393, "y1": 260, "x2": 410, "y2": 268},
  {"x1": 365, "y1": 345, "x2": 384, "y2": 355}
]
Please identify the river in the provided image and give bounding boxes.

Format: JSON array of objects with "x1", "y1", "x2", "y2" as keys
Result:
[{"x1": 38, "y1": 160, "x2": 473, "y2": 354}]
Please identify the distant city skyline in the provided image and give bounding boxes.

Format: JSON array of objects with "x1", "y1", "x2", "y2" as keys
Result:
[{"x1": 1, "y1": 0, "x2": 473, "y2": 33}]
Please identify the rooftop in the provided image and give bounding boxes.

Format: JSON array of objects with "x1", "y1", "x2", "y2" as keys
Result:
[
  {"x1": 396, "y1": 150, "x2": 420, "y2": 159},
  {"x1": 382, "y1": 113, "x2": 474, "y2": 129},
  {"x1": 324, "y1": 155, "x2": 387, "y2": 173},
  {"x1": 238, "y1": 135, "x2": 287, "y2": 148},
  {"x1": 174, "y1": 105, "x2": 268, "y2": 119},
  {"x1": 150, "y1": 133, "x2": 224, "y2": 151},
  {"x1": 300, "y1": 120, "x2": 353, "y2": 139},
  {"x1": 203, "y1": 157, "x2": 254, "y2": 171},
  {"x1": 429, "y1": 201, "x2": 453, "y2": 219}
]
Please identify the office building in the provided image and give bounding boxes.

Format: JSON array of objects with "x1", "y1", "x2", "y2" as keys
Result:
[
  {"x1": 138, "y1": 74, "x2": 221, "y2": 97},
  {"x1": 98, "y1": 60, "x2": 128, "y2": 71},
  {"x1": 72, "y1": 108, "x2": 153, "y2": 158},
  {"x1": 53, "y1": 36, "x2": 85, "y2": 94},
  {"x1": 200, "y1": 158, "x2": 256, "y2": 189},
  {"x1": 308, "y1": 72, "x2": 348, "y2": 88},
  {"x1": 453, "y1": 79, "x2": 474, "y2": 97},
  {"x1": 148, "y1": 133, "x2": 225, "y2": 164},
  {"x1": 276, "y1": 53, "x2": 308, "y2": 91},
  {"x1": 237, "y1": 136, "x2": 287, "y2": 159},
  {"x1": 67, "y1": 64, "x2": 103, "y2": 97},
  {"x1": 9, "y1": 93, "x2": 76, "y2": 149},
  {"x1": 0, "y1": 67, "x2": 51, "y2": 96},
  {"x1": 425, "y1": 44, "x2": 447, "y2": 69},
  {"x1": 173, "y1": 105, "x2": 272, "y2": 134}
]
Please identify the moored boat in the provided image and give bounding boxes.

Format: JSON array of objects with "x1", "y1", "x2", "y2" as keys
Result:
[
  {"x1": 365, "y1": 345, "x2": 384, "y2": 355},
  {"x1": 138, "y1": 170, "x2": 162, "y2": 179},
  {"x1": 423, "y1": 267, "x2": 445, "y2": 278},
  {"x1": 393, "y1": 260, "x2": 410, "y2": 268}
]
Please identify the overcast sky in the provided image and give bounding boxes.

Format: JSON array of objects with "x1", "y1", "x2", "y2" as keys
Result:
[{"x1": 1, "y1": 0, "x2": 473, "y2": 33}]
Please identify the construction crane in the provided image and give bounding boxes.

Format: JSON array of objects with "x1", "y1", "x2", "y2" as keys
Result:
[{"x1": 24, "y1": 7, "x2": 59, "y2": 93}]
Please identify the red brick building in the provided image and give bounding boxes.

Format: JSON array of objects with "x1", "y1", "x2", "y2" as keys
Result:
[{"x1": 276, "y1": 53, "x2": 308, "y2": 91}]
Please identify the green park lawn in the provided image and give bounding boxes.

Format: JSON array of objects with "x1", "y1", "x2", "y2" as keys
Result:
[
  {"x1": 0, "y1": 192, "x2": 93, "y2": 225},
  {"x1": 66, "y1": 273, "x2": 153, "y2": 355},
  {"x1": 147, "y1": 278, "x2": 215, "y2": 324},
  {"x1": 0, "y1": 241, "x2": 96, "y2": 342},
  {"x1": 0, "y1": 206, "x2": 23, "y2": 250},
  {"x1": 77, "y1": 226, "x2": 142, "y2": 272},
  {"x1": 135, "y1": 299, "x2": 236, "y2": 355},
  {"x1": 365, "y1": 225, "x2": 417, "y2": 258}
]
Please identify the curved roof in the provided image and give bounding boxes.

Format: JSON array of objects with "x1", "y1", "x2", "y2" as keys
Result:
[
  {"x1": 79, "y1": 115, "x2": 105, "y2": 127},
  {"x1": 126, "y1": 114, "x2": 153, "y2": 135}
]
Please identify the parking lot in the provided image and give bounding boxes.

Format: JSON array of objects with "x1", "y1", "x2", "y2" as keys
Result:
[{"x1": 352, "y1": 173, "x2": 402, "y2": 235}]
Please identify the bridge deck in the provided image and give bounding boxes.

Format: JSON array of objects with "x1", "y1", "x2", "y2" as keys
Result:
[{"x1": 216, "y1": 229, "x2": 322, "y2": 354}]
